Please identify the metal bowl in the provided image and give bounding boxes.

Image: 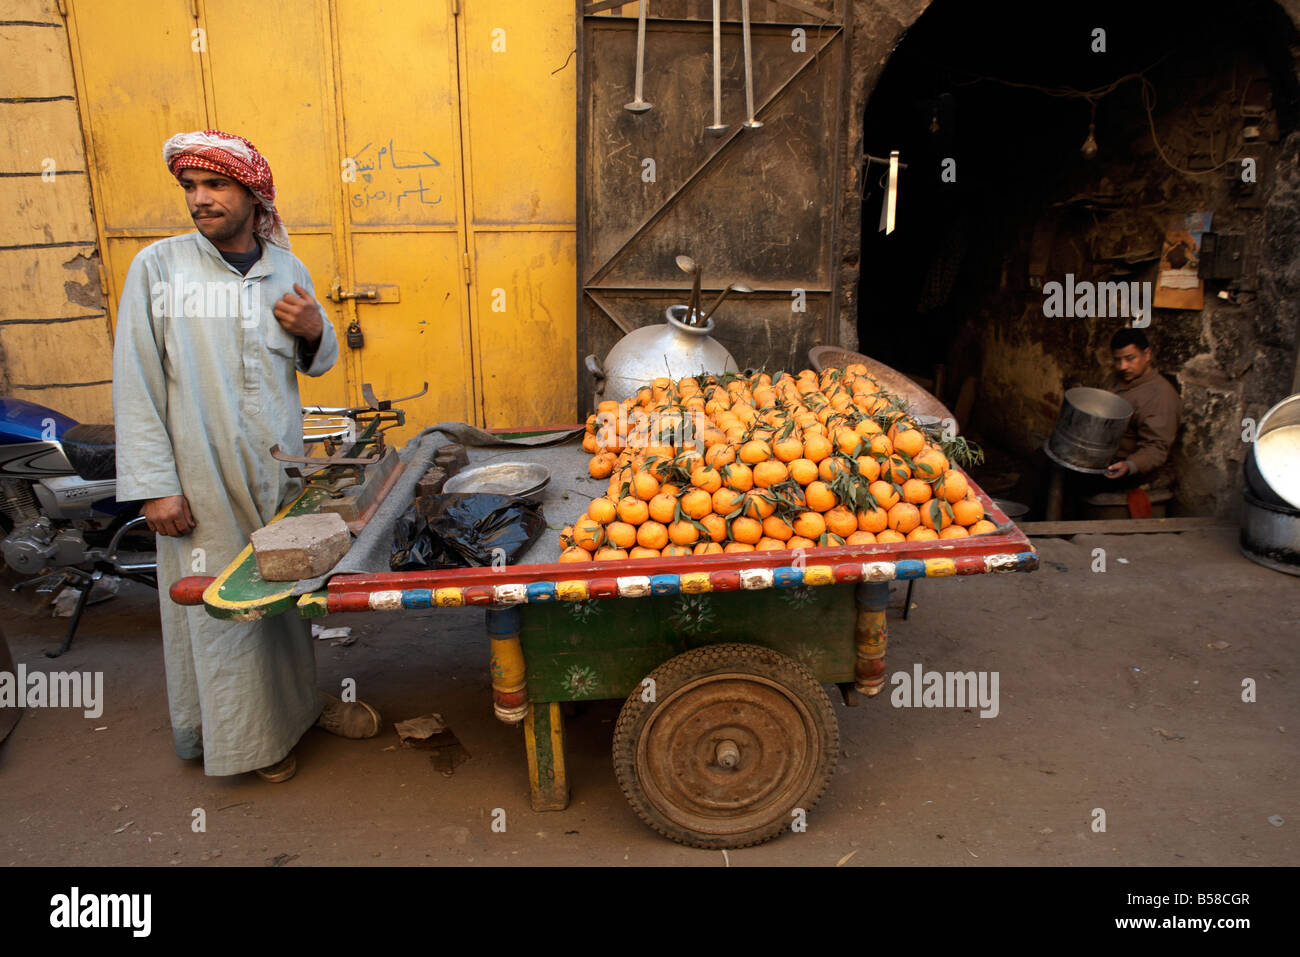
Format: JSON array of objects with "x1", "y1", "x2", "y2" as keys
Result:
[
  {"x1": 1248, "y1": 393, "x2": 1300, "y2": 509},
  {"x1": 442, "y1": 462, "x2": 550, "y2": 498}
]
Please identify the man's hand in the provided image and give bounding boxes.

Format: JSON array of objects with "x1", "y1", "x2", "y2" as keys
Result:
[
  {"x1": 144, "y1": 495, "x2": 196, "y2": 537},
  {"x1": 1105, "y1": 460, "x2": 1132, "y2": 479},
  {"x1": 272, "y1": 283, "x2": 323, "y2": 346}
]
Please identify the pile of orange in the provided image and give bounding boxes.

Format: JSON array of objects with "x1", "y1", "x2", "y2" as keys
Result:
[{"x1": 559, "y1": 365, "x2": 999, "y2": 562}]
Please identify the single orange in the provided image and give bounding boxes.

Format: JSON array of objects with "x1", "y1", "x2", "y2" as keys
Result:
[
  {"x1": 919, "y1": 499, "x2": 952, "y2": 531},
  {"x1": 648, "y1": 492, "x2": 678, "y2": 524},
  {"x1": 857, "y1": 506, "x2": 889, "y2": 533},
  {"x1": 940, "y1": 470, "x2": 969, "y2": 503},
  {"x1": 804, "y1": 481, "x2": 837, "y2": 513},
  {"x1": 868, "y1": 480, "x2": 900, "y2": 511},
  {"x1": 824, "y1": 506, "x2": 858, "y2": 538},
  {"x1": 792, "y1": 510, "x2": 827, "y2": 540},
  {"x1": 588, "y1": 454, "x2": 615, "y2": 479},
  {"x1": 802, "y1": 433, "x2": 833, "y2": 463},
  {"x1": 637, "y1": 521, "x2": 670, "y2": 550},
  {"x1": 616, "y1": 495, "x2": 650, "y2": 525},
  {"x1": 741, "y1": 491, "x2": 777, "y2": 520},
  {"x1": 762, "y1": 515, "x2": 795, "y2": 542},
  {"x1": 700, "y1": 512, "x2": 728, "y2": 543},
  {"x1": 730, "y1": 516, "x2": 764, "y2": 544},
  {"x1": 846, "y1": 530, "x2": 877, "y2": 545},
  {"x1": 869, "y1": 434, "x2": 893, "y2": 457},
  {"x1": 902, "y1": 478, "x2": 933, "y2": 505},
  {"x1": 788, "y1": 458, "x2": 819, "y2": 486},
  {"x1": 605, "y1": 521, "x2": 638, "y2": 549},
  {"x1": 573, "y1": 517, "x2": 605, "y2": 551},
  {"x1": 723, "y1": 542, "x2": 756, "y2": 553},
  {"x1": 722, "y1": 462, "x2": 754, "y2": 492},
  {"x1": 906, "y1": 527, "x2": 938, "y2": 541},
  {"x1": 712, "y1": 487, "x2": 746, "y2": 516},
  {"x1": 969, "y1": 519, "x2": 999, "y2": 536},
  {"x1": 560, "y1": 546, "x2": 589, "y2": 562},
  {"x1": 662, "y1": 544, "x2": 694, "y2": 558},
  {"x1": 876, "y1": 529, "x2": 906, "y2": 544},
  {"x1": 773, "y1": 436, "x2": 804, "y2": 462},
  {"x1": 952, "y1": 498, "x2": 984, "y2": 527},
  {"x1": 885, "y1": 454, "x2": 911, "y2": 484},
  {"x1": 595, "y1": 546, "x2": 628, "y2": 561},
  {"x1": 856, "y1": 455, "x2": 881, "y2": 482},
  {"x1": 887, "y1": 502, "x2": 921, "y2": 534},
  {"x1": 629, "y1": 545, "x2": 661, "y2": 559},
  {"x1": 787, "y1": 535, "x2": 817, "y2": 549},
  {"x1": 753, "y1": 460, "x2": 789, "y2": 489},
  {"x1": 680, "y1": 488, "x2": 713, "y2": 519},
  {"x1": 891, "y1": 426, "x2": 926, "y2": 458},
  {"x1": 939, "y1": 525, "x2": 969, "y2": 539},
  {"x1": 690, "y1": 466, "x2": 722, "y2": 494},
  {"x1": 632, "y1": 471, "x2": 660, "y2": 501},
  {"x1": 668, "y1": 520, "x2": 700, "y2": 546}
]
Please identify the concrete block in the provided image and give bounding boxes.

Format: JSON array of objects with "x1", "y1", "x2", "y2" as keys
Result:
[{"x1": 250, "y1": 512, "x2": 352, "y2": 582}]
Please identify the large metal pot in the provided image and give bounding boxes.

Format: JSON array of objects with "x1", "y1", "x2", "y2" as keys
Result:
[
  {"x1": 1044, "y1": 387, "x2": 1134, "y2": 473},
  {"x1": 1245, "y1": 393, "x2": 1300, "y2": 509},
  {"x1": 585, "y1": 305, "x2": 739, "y2": 406},
  {"x1": 1240, "y1": 488, "x2": 1300, "y2": 576}
]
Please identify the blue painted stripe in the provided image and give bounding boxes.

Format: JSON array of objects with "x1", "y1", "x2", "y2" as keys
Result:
[
  {"x1": 526, "y1": 581, "x2": 557, "y2": 603},
  {"x1": 650, "y1": 574, "x2": 681, "y2": 596},
  {"x1": 772, "y1": 566, "x2": 802, "y2": 588},
  {"x1": 401, "y1": 589, "x2": 433, "y2": 609},
  {"x1": 895, "y1": 559, "x2": 927, "y2": 580}
]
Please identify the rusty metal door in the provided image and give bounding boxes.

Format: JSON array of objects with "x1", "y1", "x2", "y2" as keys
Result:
[{"x1": 578, "y1": 0, "x2": 846, "y2": 414}]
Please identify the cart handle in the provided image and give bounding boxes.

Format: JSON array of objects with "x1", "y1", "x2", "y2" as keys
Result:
[{"x1": 171, "y1": 576, "x2": 215, "y2": 606}]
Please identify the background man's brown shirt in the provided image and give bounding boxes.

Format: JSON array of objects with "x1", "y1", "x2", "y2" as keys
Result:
[{"x1": 1109, "y1": 366, "x2": 1181, "y2": 474}]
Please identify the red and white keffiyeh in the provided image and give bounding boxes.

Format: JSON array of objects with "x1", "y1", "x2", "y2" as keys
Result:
[{"x1": 163, "y1": 130, "x2": 290, "y2": 249}]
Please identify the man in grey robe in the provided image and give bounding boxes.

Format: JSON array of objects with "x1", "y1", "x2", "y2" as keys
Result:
[{"x1": 113, "y1": 130, "x2": 379, "y2": 782}]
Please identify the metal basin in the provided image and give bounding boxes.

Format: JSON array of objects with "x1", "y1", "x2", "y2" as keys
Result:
[
  {"x1": 442, "y1": 462, "x2": 550, "y2": 498},
  {"x1": 1045, "y1": 388, "x2": 1133, "y2": 473},
  {"x1": 1246, "y1": 393, "x2": 1300, "y2": 509},
  {"x1": 1240, "y1": 488, "x2": 1300, "y2": 576}
]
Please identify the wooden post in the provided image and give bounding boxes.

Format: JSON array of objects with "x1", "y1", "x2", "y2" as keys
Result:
[
  {"x1": 854, "y1": 581, "x2": 890, "y2": 695},
  {"x1": 487, "y1": 607, "x2": 528, "y2": 724},
  {"x1": 524, "y1": 701, "x2": 570, "y2": 811}
]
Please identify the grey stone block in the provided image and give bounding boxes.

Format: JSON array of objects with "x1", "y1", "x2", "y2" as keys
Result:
[{"x1": 250, "y1": 512, "x2": 352, "y2": 582}]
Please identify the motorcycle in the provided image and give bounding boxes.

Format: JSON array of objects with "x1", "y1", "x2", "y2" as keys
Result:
[{"x1": 0, "y1": 396, "x2": 355, "y2": 657}]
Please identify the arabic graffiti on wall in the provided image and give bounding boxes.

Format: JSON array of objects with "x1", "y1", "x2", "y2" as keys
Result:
[{"x1": 348, "y1": 138, "x2": 443, "y2": 213}]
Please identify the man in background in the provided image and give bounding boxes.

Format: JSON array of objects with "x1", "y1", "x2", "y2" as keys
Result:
[{"x1": 1104, "y1": 327, "x2": 1181, "y2": 488}]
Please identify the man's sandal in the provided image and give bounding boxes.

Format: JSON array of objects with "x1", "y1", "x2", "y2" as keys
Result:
[
  {"x1": 316, "y1": 691, "x2": 382, "y2": 739},
  {"x1": 255, "y1": 752, "x2": 297, "y2": 783}
]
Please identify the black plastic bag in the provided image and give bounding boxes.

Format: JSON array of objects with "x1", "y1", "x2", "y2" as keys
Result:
[{"x1": 391, "y1": 493, "x2": 545, "y2": 571}]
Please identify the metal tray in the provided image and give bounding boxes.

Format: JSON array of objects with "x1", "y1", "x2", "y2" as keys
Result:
[{"x1": 442, "y1": 462, "x2": 551, "y2": 498}]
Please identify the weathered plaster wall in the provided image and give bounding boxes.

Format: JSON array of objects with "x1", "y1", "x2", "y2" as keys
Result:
[{"x1": 0, "y1": 0, "x2": 112, "y2": 424}]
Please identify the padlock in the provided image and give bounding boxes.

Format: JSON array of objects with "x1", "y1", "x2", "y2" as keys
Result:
[{"x1": 346, "y1": 320, "x2": 364, "y2": 349}]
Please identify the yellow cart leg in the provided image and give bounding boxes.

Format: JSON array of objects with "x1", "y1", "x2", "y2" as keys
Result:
[
  {"x1": 855, "y1": 581, "x2": 890, "y2": 695},
  {"x1": 524, "y1": 701, "x2": 569, "y2": 811}
]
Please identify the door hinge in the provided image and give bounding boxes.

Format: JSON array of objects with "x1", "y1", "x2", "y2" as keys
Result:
[
  {"x1": 462, "y1": 252, "x2": 472, "y2": 286},
  {"x1": 451, "y1": 0, "x2": 460, "y2": 16},
  {"x1": 96, "y1": 263, "x2": 108, "y2": 299},
  {"x1": 55, "y1": 0, "x2": 68, "y2": 18},
  {"x1": 190, "y1": 0, "x2": 200, "y2": 19}
]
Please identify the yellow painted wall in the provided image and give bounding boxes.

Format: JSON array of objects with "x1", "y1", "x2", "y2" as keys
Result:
[
  {"x1": 0, "y1": 0, "x2": 578, "y2": 437},
  {"x1": 0, "y1": 0, "x2": 113, "y2": 425}
]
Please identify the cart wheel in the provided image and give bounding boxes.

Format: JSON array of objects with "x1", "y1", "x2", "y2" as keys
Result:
[{"x1": 612, "y1": 643, "x2": 838, "y2": 849}]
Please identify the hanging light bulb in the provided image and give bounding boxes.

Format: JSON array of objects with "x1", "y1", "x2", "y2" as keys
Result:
[{"x1": 1080, "y1": 101, "x2": 1098, "y2": 159}]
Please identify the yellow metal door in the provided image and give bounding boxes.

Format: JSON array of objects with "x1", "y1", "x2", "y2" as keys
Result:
[
  {"x1": 457, "y1": 1, "x2": 577, "y2": 427},
  {"x1": 67, "y1": 0, "x2": 574, "y2": 439}
]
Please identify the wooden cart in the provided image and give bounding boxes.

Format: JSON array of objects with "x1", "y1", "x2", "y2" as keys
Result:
[{"x1": 173, "y1": 431, "x2": 1037, "y2": 849}]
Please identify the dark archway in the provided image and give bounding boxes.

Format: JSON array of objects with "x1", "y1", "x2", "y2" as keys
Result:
[{"x1": 856, "y1": 0, "x2": 1300, "y2": 515}]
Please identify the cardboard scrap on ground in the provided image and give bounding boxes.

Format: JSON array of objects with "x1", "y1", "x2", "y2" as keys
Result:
[{"x1": 394, "y1": 713, "x2": 471, "y2": 773}]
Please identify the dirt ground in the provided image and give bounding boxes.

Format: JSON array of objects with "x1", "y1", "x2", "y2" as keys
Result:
[{"x1": 1, "y1": 526, "x2": 1296, "y2": 867}]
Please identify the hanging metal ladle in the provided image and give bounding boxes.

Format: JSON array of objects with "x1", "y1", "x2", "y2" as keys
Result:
[
  {"x1": 675, "y1": 254, "x2": 703, "y2": 324},
  {"x1": 700, "y1": 283, "x2": 753, "y2": 323}
]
